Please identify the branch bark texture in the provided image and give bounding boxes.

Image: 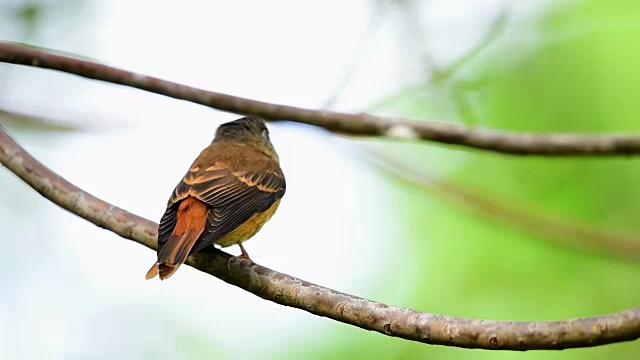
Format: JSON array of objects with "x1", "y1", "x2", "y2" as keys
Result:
[
  {"x1": 1, "y1": 126, "x2": 639, "y2": 350},
  {"x1": 2, "y1": 42, "x2": 640, "y2": 156}
]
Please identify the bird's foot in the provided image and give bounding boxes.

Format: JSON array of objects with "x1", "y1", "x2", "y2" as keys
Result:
[{"x1": 238, "y1": 243, "x2": 253, "y2": 262}]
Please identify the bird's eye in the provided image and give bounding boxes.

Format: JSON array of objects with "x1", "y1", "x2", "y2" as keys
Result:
[{"x1": 261, "y1": 128, "x2": 269, "y2": 139}]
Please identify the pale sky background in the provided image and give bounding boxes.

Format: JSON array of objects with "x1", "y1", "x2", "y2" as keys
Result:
[{"x1": 0, "y1": 1, "x2": 550, "y2": 359}]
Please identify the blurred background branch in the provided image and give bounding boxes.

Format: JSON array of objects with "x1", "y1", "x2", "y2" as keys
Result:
[
  {"x1": 323, "y1": 1, "x2": 387, "y2": 109},
  {"x1": 2, "y1": 42, "x2": 640, "y2": 156},
  {"x1": 430, "y1": 7, "x2": 508, "y2": 83},
  {"x1": 0, "y1": 106, "x2": 88, "y2": 132},
  {"x1": 363, "y1": 149, "x2": 640, "y2": 262},
  {"x1": 1, "y1": 124, "x2": 639, "y2": 350}
]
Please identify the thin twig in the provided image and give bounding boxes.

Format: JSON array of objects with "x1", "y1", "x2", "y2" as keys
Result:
[
  {"x1": 323, "y1": 2, "x2": 386, "y2": 109},
  {"x1": 1, "y1": 42, "x2": 640, "y2": 156},
  {"x1": 1, "y1": 126, "x2": 639, "y2": 350},
  {"x1": 431, "y1": 8, "x2": 509, "y2": 82}
]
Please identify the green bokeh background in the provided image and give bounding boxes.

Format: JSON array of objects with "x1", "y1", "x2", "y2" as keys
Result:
[
  {"x1": 337, "y1": 0, "x2": 640, "y2": 358},
  {"x1": 1, "y1": 0, "x2": 639, "y2": 359}
]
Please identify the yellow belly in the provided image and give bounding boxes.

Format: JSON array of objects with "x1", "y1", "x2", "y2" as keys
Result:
[{"x1": 215, "y1": 199, "x2": 281, "y2": 248}]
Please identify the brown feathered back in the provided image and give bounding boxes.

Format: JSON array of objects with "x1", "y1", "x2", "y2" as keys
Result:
[{"x1": 147, "y1": 116, "x2": 286, "y2": 280}]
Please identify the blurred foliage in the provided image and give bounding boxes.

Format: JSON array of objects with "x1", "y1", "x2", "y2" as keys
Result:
[
  {"x1": 15, "y1": 3, "x2": 41, "y2": 36},
  {"x1": 1, "y1": 0, "x2": 639, "y2": 359},
  {"x1": 0, "y1": 0, "x2": 89, "y2": 40},
  {"x1": 331, "y1": 0, "x2": 640, "y2": 359}
]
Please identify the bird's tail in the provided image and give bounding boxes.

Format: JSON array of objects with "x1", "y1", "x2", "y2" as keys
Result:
[{"x1": 146, "y1": 196, "x2": 207, "y2": 280}]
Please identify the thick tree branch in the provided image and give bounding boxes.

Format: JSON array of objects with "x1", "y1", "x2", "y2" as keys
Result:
[
  {"x1": 1, "y1": 126, "x2": 639, "y2": 350},
  {"x1": 2, "y1": 41, "x2": 640, "y2": 156}
]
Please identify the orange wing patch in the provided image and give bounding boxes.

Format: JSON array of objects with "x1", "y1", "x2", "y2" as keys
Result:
[{"x1": 147, "y1": 196, "x2": 208, "y2": 280}]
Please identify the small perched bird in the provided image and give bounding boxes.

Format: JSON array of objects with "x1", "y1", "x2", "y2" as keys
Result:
[{"x1": 146, "y1": 116, "x2": 286, "y2": 280}]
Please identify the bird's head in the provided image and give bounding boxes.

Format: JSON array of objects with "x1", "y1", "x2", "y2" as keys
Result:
[{"x1": 214, "y1": 116, "x2": 278, "y2": 159}]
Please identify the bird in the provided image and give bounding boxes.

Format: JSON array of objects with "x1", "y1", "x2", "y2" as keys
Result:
[{"x1": 146, "y1": 116, "x2": 286, "y2": 280}]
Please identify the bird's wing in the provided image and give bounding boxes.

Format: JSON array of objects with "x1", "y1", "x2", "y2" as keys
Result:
[
  {"x1": 192, "y1": 163, "x2": 286, "y2": 252},
  {"x1": 157, "y1": 162, "x2": 286, "y2": 252},
  {"x1": 157, "y1": 166, "x2": 199, "y2": 246}
]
